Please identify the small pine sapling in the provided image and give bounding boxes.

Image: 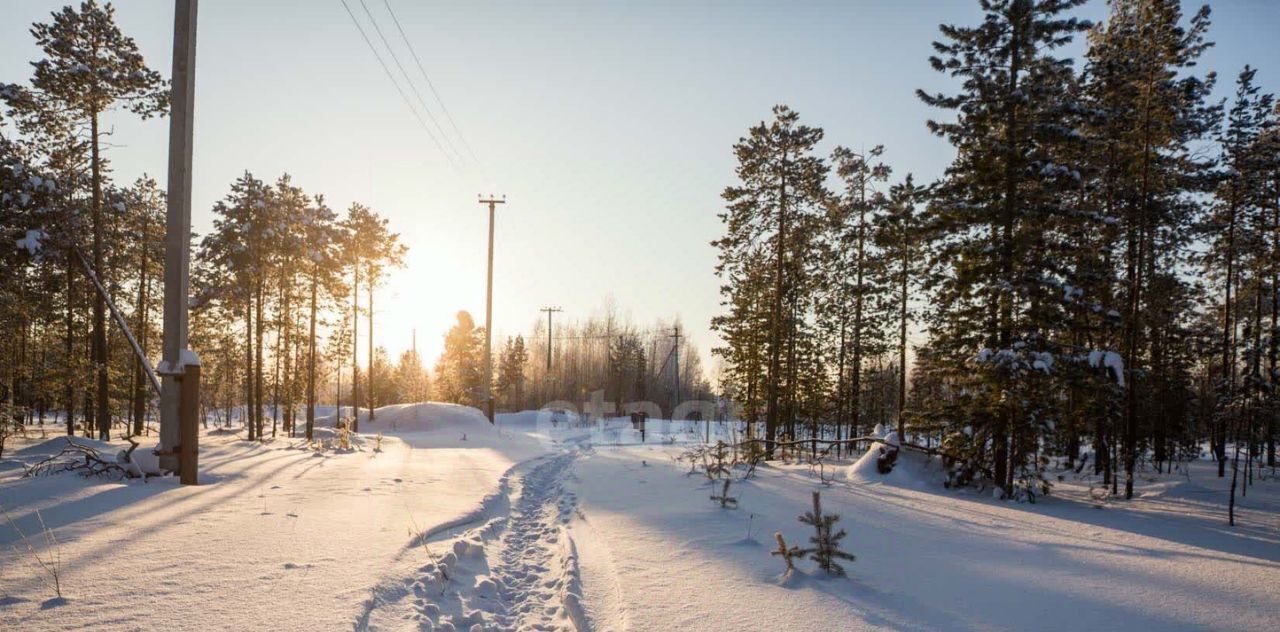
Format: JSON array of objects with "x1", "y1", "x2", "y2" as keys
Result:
[
  {"x1": 800, "y1": 491, "x2": 855, "y2": 577},
  {"x1": 771, "y1": 531, "x2": 808, "y2": 574},
  {"x1": 706, "y1": 441, "x2": 732, "y2": 479},
  {"x1": 710, "y1": 479, "x2": 738, "y2": 509},
  {"x1": 677, "y1": 444, "x2": 708, "y2": 476}
]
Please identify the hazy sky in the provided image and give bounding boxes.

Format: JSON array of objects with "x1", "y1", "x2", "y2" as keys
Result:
[{"x1": 3, "y1": 1, "x2": 1279, "y2": 375}]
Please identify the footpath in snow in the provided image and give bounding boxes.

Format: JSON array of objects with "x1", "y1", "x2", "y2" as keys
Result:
[
  {"x1": 0, "y1": 403, "x2": 554, "y2": 631},
  {"x1": 2, "y1": 411, "x2": 1278, "y2": 631}
]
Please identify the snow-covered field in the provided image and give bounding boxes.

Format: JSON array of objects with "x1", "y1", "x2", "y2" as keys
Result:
[{"x1": 2, "y1": 405, "x2": 1277, "y2": 631}]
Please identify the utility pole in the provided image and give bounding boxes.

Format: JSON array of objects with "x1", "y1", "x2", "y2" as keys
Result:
[
  {"x1": 479, "y1": 195, "x2": 505, "y2": 423},
  {"x1": 670, "y1": 324, "x2": 682, "y2": 413},
  {"x1": 159, "y1": 0, "x2": 199, "y2": 484},
  {"x1": 540, "y1": 306, "x2": 561, "y2": 406},
  {"x1": 540, "y1": 307, "x2": 562, "y2": 373}
]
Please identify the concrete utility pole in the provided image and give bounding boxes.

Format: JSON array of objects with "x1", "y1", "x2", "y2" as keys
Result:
[
  {"x1": 479, "y1": 195, "x2": 505, "y2": 423},
  {"x1": 159, "y1": 0, "x2": 199, "y2": 484}
]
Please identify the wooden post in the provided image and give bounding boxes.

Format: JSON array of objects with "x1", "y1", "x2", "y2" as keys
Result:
[
  {"x1": 179, "y1": 362, "x2": 200, "y2": 485},
  {"x1": 160, "y1": 0, "x2": 198, "y2": 476}
]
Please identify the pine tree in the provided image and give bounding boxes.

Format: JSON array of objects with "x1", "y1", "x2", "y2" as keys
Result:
[
  {"x1": 120, "y1": 176, "x2": 163, "y2": 437},
  {"x1": 714, "y1": 105, "x2": 828, "y2": 457},
  {"x1": 343, "y1": 203, "x2": 406, "y2": 428},
  {"x1": 196, "y1": 172, "x2": 272, "y2": 440},
  {"x1": 496, "y1": 335, "x2": 528, "y2": 411},
  {"x1": 824, "y1": 145, "x2": 891, "y2": 444},
  {"x1": 770, "y1": 531, "x2": 806, "y2": 575},
  {"x1": 919, "y1": 0, "x2": 1090, "y2": 496},
  {"x1": 875, "y1": 174, "x2": 928, "y2": 436},
  {"x1": 26, "y1": 1, "x2": 167, "y2": 440},
  {"x1": 799, "y1": 491, "x2": 855, "y2": 577},
  {"x1": 300, "y1": 195, "x2": 343, "y2": 440},
  {"x1": 435, "y1": 311, "x2": 483, "y2": 407}
]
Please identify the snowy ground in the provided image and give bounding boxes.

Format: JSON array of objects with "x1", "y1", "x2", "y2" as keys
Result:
[{"x1": 2, "y1": 408, "x2": 1277, "y2": 631}]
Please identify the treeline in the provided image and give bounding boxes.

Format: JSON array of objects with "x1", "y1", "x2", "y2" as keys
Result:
[
  {"x1": 430, "y1": 304, "x2": 713, "y2": 416},
  {"x1": 193, "y1": 172, "x2": 406, "y2": 440},
  {"x1": 1, "y1": 2, "x2": 167, "y2": 441},
  {"x1": 0, "y1": 2, "x2": 412, "y2": 442},
  {"x1": 713, "y1": 0, "x2": 1280, "y2": 501}
]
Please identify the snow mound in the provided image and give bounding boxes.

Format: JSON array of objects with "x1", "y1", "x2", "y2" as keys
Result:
[
  {"x1": 847, "y1": 433, "x2": 937, "y2": 489},
  {"x1": 328, "y1": 402, "x2": 497, "y2": 435},
  {"x1": 495, "y1": 408, "x2": 583, "y2": 429}
]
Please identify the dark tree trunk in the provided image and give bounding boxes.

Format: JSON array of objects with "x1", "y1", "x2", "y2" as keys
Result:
[
  {"x1": 368, "y1": 278, "x2": 375, "y2": 424},
  {"x1": 765, "y1": 165, "x2": 786, "y2": 458},
  {"x1": 351, "y1": 259, "x2": 360, "y2": 432},
  {"x1": 306, "y1": 265, "x2": 318, "y2": 441},
  {"x1": 65, "y1": 257, "x2": 75, "y2": 436},
  {"x1": 255, "y1": 280, "x2": 265, "y2": 440},
  {"x1": 91, "y1": 112, "x2": 110, "y2": 441}
]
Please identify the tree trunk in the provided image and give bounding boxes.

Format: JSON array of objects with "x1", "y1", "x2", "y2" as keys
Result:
[
  {"x1": 256, "y1": 280, "x2": 266, "y2": 440},
  {"x1": 368, "y1": 277, "x2": 375, "y2": 424},
  {"x1": 64, "y1": 256, "x2": 75, "y2": 436},
  {"x1": 765, "y1": 165, "x2": 786, "y2": 458},
  {"x1": 91, "y1": 111, "x2": 110, "y2": 441},
  {"x1": 852, "y1": 173, "x2": 866, "y2": 442},
  {"x1": 245, "y1": 294, "x2": 255, "y2": 440},
  {"x1": 994, "y1": 5, "x2": 1023, "y2": 496},
  {"x1": 898, "y1": 245, "x2": 908, "y2": 437},
  {"x1": 131, "y1": 214, "x2": 150, "y2": 437},
  {"x1": 272, "y1": 284, "x2": 282, "y2": 439},
  {"x1": 1219, "y1": 184, "x2": 1239, "y2": 477},
  {"x1": 306, "y1": 266, "x2": 318, "y2": 441},
  {"x1": 351, "y1": 259, "x2": 360, "y2": 432}
]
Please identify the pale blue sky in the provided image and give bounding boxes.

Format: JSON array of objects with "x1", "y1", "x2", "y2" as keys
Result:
[{"x1": 3, "y1": 1, "x2": 1279, "y2": 374}]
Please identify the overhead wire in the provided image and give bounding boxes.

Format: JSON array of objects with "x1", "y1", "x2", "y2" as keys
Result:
[
  {"x1": 338, "y1": 0, "x2": 459, "y2": 170},
  {"x1": 356, "y1": 0, "x2": 466, "y2": 167},
  {"x1": 382, "y1": 0, "x2": 482, "y2": 166}
]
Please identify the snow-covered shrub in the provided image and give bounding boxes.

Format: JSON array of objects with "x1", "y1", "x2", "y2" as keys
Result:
[
  {"x1": 337, "y1": 424, "x2": 352, "y2": 451},
  {"x1": 731, "y1": 438, "x2": 765, "y2": 479},
  {"x1": 800, "y1": 492, "x2": 855, "y2": 577},
  {"x1": 676, "y1": 444, "x2": 709, "y2": 477},
  {"x1": 770, "y1": 532, "x2": 807, "y2": 574}
]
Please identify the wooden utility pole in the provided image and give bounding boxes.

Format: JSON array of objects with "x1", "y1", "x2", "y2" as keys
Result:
[
  {"x1": 670, "y1": 324, "x2": 682, "y2": 412},
  {"x1": 479, "y1": 195, "x2": 506, "y2": 423},
  {"x1": 540, "y1": 305, "x2": 560, "y2": 404},
  {"x1": 159, "y1": 0, "x2": 200, "y2": 484},
  {"x1": 540, "y1": 307, "x2": 561, "y2": 373}
]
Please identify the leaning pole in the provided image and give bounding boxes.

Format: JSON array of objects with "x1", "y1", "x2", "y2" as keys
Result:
[{"x1": 158, "y1": 0, "x2": 200, "y2": 484}]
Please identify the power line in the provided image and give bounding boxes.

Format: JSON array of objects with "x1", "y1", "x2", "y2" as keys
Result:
[
  {"x1": 338, "y1": 0, "x2": 457, "y2": 168},
  {"x1": 383, "y1": 0, "x2": 482, "y2": 165},
  {"x1": 357, "y1": 0, "x2": 465, "y2": 166}
]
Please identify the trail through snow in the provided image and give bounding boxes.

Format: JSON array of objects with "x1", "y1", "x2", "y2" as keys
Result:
[
  {"x1": 360, "y1": 449, "x2": 588, "y2": 631},
  {"x1": 4, "y1": 410, "x2": 1278, "y2": 631}
]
